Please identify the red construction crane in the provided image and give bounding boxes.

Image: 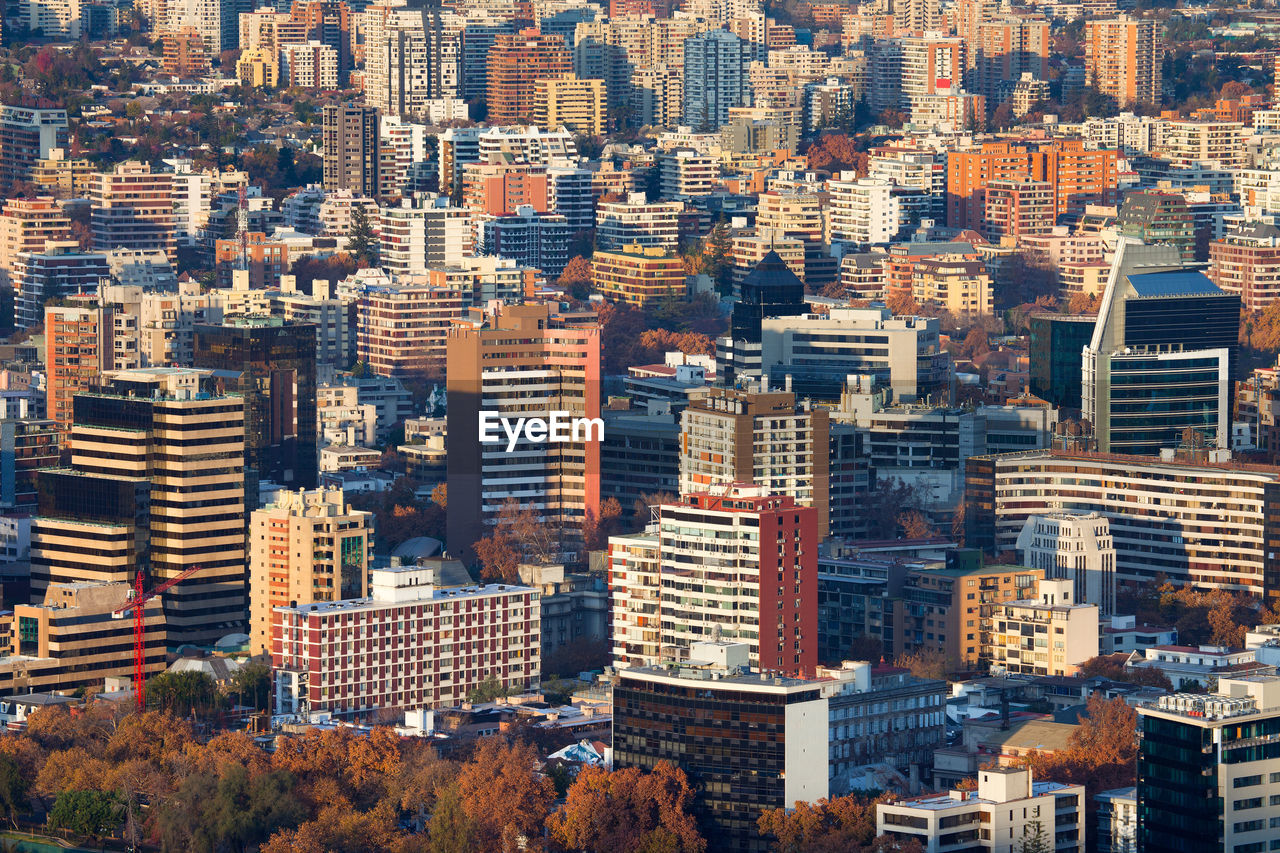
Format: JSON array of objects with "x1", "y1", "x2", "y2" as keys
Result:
[{"x1": 112, "y1": 565, "x2": 204, "y2": 711}]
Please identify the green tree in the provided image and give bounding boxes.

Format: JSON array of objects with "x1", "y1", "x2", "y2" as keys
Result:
[
  {"x1": 0, "y1": 754, "x2": 27, "y2": 827},
  {"x1": 156, "y1": 765, "x2": 305, "y2": 853},
  {"x1": 427, "y1": 781, "x2": 476, "y2": 853},
  {"x1": 47, "y1": 789, "x2": 121, "y2": 843},
  {"x1": 1017, "y1": 821, "x2": 1050, "y2": 853},
  {"x1": 346, "y1": 205, "x2": 378, "y2": 267},
  {"x1": 702, "y1": 221, "x2": 733, "y2": 294},
  {"x1": 229, "y1": 662, "x2": 272, "y2": 713},
  {"x1": 467, "y1": 675, "x2": 513, "y2": 704},
  {"x1": 147, "y1": 670, "x2": 221, "y2": 717}
]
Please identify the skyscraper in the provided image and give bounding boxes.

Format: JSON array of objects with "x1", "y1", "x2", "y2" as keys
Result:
[
  {"x1": 1086, "y1": 17, "x2": 1162, "y2": 107},
  {"x1": 193, "y1": 320, "x2": 318, "y2": 507},
  {"x1": 90, "y1": 161, "x2": 175, "y2": 259},
  {"x1": 716, "y1": 250, "x2": 808, "y2": 388},
  {"x1": 363, "y1": 7, "x2": 459, "y2": 118},
  {"x1": 31, "y1": 367, "x2": 246, "y2": 644},
  {"x1": 486, "y1": 28, "x2": 573, "y2": 125},
  {"x1": 1082, "y1": 241, "x2": 1241, "y2": 454},
  {"x1": 322, "y1": 104, "x2": 379, "y2": 200},
  {"x1": 682, "y1": 29, "x2": 752, "y2": 130}
]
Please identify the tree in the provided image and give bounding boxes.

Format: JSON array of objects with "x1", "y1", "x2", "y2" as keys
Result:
[
  {"x1": 346, "y1": 204, "x2": 377, "y2": 268},
  {"x1": 473, "y1": 530, "x2": 521, "y2": 582},
  {"x1": 155, "y1": 765, "x2": 306, "y2": 853},
  {"x1": 430, "y1": 482, "x2": 447, "y2": 509},
  {"x1": 894, "y1": 647, "x2": 948, "y2": 680},
  {"x1": 1016, "y1": 821, "x2": 1050, "y2": 853},
  {"x1": 147, "y1": 670, "x2": 221, "y2": 717},
  {"x1": 864, "y1": 478, "x2": 924, "y2": 539},
  {"x1": 584, "y1": 497, "x2": 624, "y2": 550},
  {"x1": 896, "y1": 510, "x2": 938, "y2": 539},
  {"x1": 0, "y1": 754, "x2": 27, "y2": 827},
  {"x1": 885, "y1": 289, "x2": 919, "y2": 316},
  {"x1": 1077, "y1": 655, "x2": 1172, "y2": 689},
  {"x1": 558, "y1": 256, "x2": 594, "y2": 298},
  {"x1": 229, "y1": 662, "x2": 272, "y2": 712},
  {"x1": 47, "y1": 789, "x2": 121, "y2": 843},
  {"x1": 547, "y1": 762, "x2": 706, "y2": 853},
  {"x1": 468, "y1": 675, "x2": 513, "y2": 704},
  {"x1": 456, "y1": 737, "x2": 555, "y2": 850},
  {"x1": 427, "y1": 781, "x2": 476, "y2": 853},
  {"x1": 757, "y1": 792, "x2": 888, "y2": 853},
  {"x1": 261, "y1": 801, "x2": 409, "y2": 853}
]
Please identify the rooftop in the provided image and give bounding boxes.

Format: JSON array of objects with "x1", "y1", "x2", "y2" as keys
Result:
[
  {"x1": 1126, "y1": 270, "x2": 1224, "y2": 298},
  {"x1": 892, "y1": 780, "x2": 1078, "y2": 811}
]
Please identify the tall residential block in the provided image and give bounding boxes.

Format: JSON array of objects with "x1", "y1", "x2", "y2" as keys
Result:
[
  {"x1": 45, "y1": 302, "x2": 109, "y2": 437},
  {"x1": 0, "y1": 105, "x2": 69, "y2": 192},
  {"x1": 32, "y1": 367, "x2": 246, "y2": 644},
  {"x1": 446, "y1": 302, "x2": 601, "y2": 557},
  {"x1": 90, "y1": 161, "x2": 175, "y2": 259},
  {"x1": 533, "y1": 74, "x2": 607, "y2": 136},
  {"x1": 486, "y1": 28, "x2": 573, "y2": 125},
  {"x1": 682, "y1": 29, "x2": 753, "y2": 130},
  {"x1": 362, "y1": 6, "x2": 459, "y2": 118},
  {"x1": 1016, "y1": 512, "x2": 1117, "y2": 615},
  {"x1": 1087, "y1": 17, "x2": 1162, "y2": 107},
  {"x1": 322, "y1": 103, "x2": 379, "y2": 199},
  {"x1": 248, "y1": 487, "x2": 372, "y2": 656},
  {"x1": 355, "y1": 279, "x2": 468, "y2": 376}
]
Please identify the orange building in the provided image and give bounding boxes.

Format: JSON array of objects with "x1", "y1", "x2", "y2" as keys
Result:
[
  {"x1": 461, "y1": 161, "x2": 549, "y2": 217},
  {"x1": 161, "y1": 27, "x2": 212, "y2": 77},
  {"x1": 486, "y1": 28, "x2": 573, "y2": 125},
  {"x1": 884, "y1": 239, "x2": 983, "y2": 301},
  {"x1": 983, "y1": 178, "x2": 1054, "y2": 240},
  {"x1": 45, "y1": 300, "x2": 108, "y2": 437},
  {"x1": 214, "y1": 232, "x2": 290, "y2": 289},
  {"x1": 946, "y1": 140, "x2": 1119, "y2": 230},
  {"x1": 1085, "y1": 17, "x2": 1162, "y2": 107},
  {"x1": 0, "y1": 196, "x2": 70, "y2": 288},
  {"x1": 592, "y1": 244, "x2": 687, "y2": 307}
]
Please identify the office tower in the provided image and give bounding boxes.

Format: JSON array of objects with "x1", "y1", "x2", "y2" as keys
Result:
[
  {"x1": 0, "y1": 419, "x2": 59, "y2": 513},
  {"x1": 1083, "y1": 241, "x2": 1240, "y2": 454},
  {"x1": 90, "y1": 161, "x2": 175, "y2": 260},
  {"x1": 354, "y1": 280, "x2": 467, "y2": 376},
  {"x1": 273, "y1": 564, "x2": 540, "y2": 714},
  {"x1": 15, "y1": 243, "x2": 108, "y2": 331},
  {"x1": 160, "y1": 26, "x2": 212, "y2": 76},
  {"x1": 983, "y1": 178, "x2": 1053, "y2": 240},
  {"x1": 964, "y1": 448, "x2": 1280, "y2": 599},
  {"x1": 193, "y1": 320, "x2": 318, "y2": 506},
  {"x1": 611, "y1": 486, "x2": 818, "y2": 673},
  {"x1": 322, "y1": 104, "x2": 379, "y2": 199},
  {"x1": 682, "y1": 29, "x2": 752, "y2": 130},
  {"x1": 595, "y1": 193, "x2": 681, "y2": 250},
  {"x1": 44, "y1": 302, "x2": 109, "y2": 437},
  {"x1": 946, "y1": 140, "x2": 1119, "y2": 230},
  {"x1": 716, "y1": 250, "x2": 807, "y2": 388},
  {"x1": 1137, "y1": 677, "x2": 1280, "y2": 853},
  {"x1": 876, "y1": 767, "x2": 1084, "y2": 851},
  {"x1": 248, "y1": 488, "x2": 371, "y2": 656},
  {"x1": 1117, "y1": 190, "x2": 1195, "y2": 260},
  {"x1": 679, "y1": 388, "x2": 830, "y2": 537},
  {"x1": 378, "y1": 194, "x2": 472, "y2": 274},
  {"x1": 760, "y1": 307, "x2": 951, "y2": 403},
  {"x1": 290, "y1": 0, "x2": 351, "y2": 83},
  {"x1": 0, "y1": 105, "x2": 68, "y2": 194},
  {"x1": 1017, "y1": 512, "x2": 1117, "y2": 616},
  {"x1": 1086, "y1": 17, "x2": 1162, "y2": 107},
  {"x1": 1209, "y1": 223, "x2": 1280, "y2": 312},
  {"x1": 31, "y1": 367, "x2": 246, "y2": 644},
  {"x1": 486, "y1": 28, "x2": 573, "y2": 125},
  {"x1": 364, "y1": 7, "x2": 460, "y2": 118},
  {"x1": 479, "y1": 207, "x2": 573, "y2": 278},
  {"x1": 1027, "y1": 313, "x2": 1096, "y2": 409},
  {"x1": 0, "y1": 197, "x2": 71, "y2": 298},
  {"x1": 533, "y1": 75, "x2": 606, "y2": 135},
  {"x1": 445, "y1": 302, "x2": 601, "y2": 557},
  {"x1": 591, "y1": 245, "x2": 685, "y2": 307}
]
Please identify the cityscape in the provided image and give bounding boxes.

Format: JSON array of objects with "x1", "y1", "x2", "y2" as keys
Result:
[{"x1": 0, "y1": 0, "x2": 1274, "y2": 850}]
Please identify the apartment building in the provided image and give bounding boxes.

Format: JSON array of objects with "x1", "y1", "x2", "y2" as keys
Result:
[
  {"x1": 0, "y1": 197, "x2": 71, "y2": 290},
  {"x1": 987, "y1": 578, "x2": 1100, "y2": 677},
  {"x1": 964, "y1": 448, "x2": 1280, "y2": 600},
  {"x1": 378, "y1": 194, "x2": 472, "y2": 273},
  {"x1": 160, "y1": 26, "x2": 211, "y2": 76},
  {"x1": 591, "y1": 244, "x2": 686, "y2": 307},
  {"x1": 826, "y1": 175, "x2": 901, "y2": 246},
  {"x1": 90, "y1": 161, "x2": 175, "y2": 259},
  {"x1": 322, "y1": 104, "x2": 379, "y2": 200},
  {"x1": 445, "y1": 302, "x2": 601, "y2": 556},
  {"x1": 0, "y1": 105, "x2": 68, "y2": 192},
  {"x1": 1208, "y1": 222, "x2": 1280, "y2": 312},
  {"x1": 1137, "y1": 677, "x2": 1280, "y2": 853},
  {"x1": 32, "y1": 367, "x2": 245, "y2": 644},
  {"x1": 1159, "y1": 119, "x2": 1245, "y2": 168},
  {"x1": 248, "y1": 488, "x2": 372, "y2": 656},
  {"x1": 282, "y1": 41, "x2": 340, "y2": 89},
  {"x1": 679, "y1": 387, "x2": 830, "y2": 536},
  {"x1": 877, "y1": 767, "x2": 1084, "y2": 852},
  {"x1": 362, "y1": 7, "x2": 459, "y2": 118},
  {"x1": 533, "y1": 75, "x2": 606, "y2": 135},
  {"x1": 486, "y1": 28, "x2": 573, "y2": 125},
  {"x1": 657, "y1": 149, "x2": 718, "y2": 199},
  {"x1": 479, "y1": 207, "x2": 572, "y2": 278},
  {"x1": 1086, "y1": 17, "x2": 1163, "y2": 107},
  {"x1": 911, "y1": 256, "x2": 993, "y2": 317},
  {"x1": 595, "y1": 193, "x2": 682, "y2": 250},
  {"x1": 31, "y1": 147, "x2": 93, "y2": 197},
  {"x1": 213, "y1": 231, "x2": 289, "y2": 290},
  {"x1": 273, "y1": 565, "x2": 540, "y2": 716},
  {"x1": 462, "y1": 161, "x2": 549, "y2": 217},
  {"x1": 983, "y1": 178, "x2": 1054, "y2": 240},
  {"x1": 44, "y1": 302, "x2": 109, "y2": 436},
  {"x1": 355, "y1": 280, "x2": 468, "y2": 376}
]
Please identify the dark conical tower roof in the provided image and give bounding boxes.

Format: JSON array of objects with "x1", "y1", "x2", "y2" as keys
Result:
[
  {"x1": 741, "y1": 250, "x2": 803, "y2": 292},
  {"x1": 730, "y1": 251, "x2": 807, "y2": 342}
]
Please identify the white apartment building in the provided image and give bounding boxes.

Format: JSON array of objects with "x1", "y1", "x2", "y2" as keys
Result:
[
  {"x1": 161, "y1": 0, "x2": 222, "y2": 53},
  {"x1": 273, "y1": 565, "x2": 540, "y2": 715},
  {"x1": 362, "y1": 7, "x2": 460, "y2": 118},
  {"x1": 988, "y1": 578, "x2": 1100, "y2": 678},
  {"x1": 595, "y1": 193, "x2": 682, "y2": 250},
  {"x1": 826, "y1": 174, "x2": 902, "y2": 246},
  {"x1": 1158, "y1": 119, "x2": 1245, "y2": 168},
  {"x1": 607, "y1": 530, "x2": 660, "y2": 667},
  {"x1": 18, "y1": 0, "x2": 81, "y2": 40},
  {"x1": 1016, "y1": 512, "x2": 1116, "y2": 616},
  {"x1": 877, "y1": 767, "x2": 1085, "y2": 853},
  {"x1": 378, "y1": 194, "x2": 472, "y2": 274},
  {"x1": 282, "y1": 41, "x2": 339, "y2": 90},
  {"x1": 657, "y1": 149, "x2": 718, "y2": 199}
]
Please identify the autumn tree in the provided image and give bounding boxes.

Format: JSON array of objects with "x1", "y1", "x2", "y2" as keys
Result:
[
  {"x1": 806, "y1": 133, "x2": 870, "y2": 176},
  {"x1": 894, "y1": 647, "x2": 949, "y2": 680},
  {"x1": 885, "y1": 289, "x2": 920, "y2": 316},
  {"x1": 427, "y1": 781, "x2": 476, "y2": 853},
  {"x1": 897, "y1": 510, "x2": 939, "y2": 539},
  {"x1": 757, "y1": 792, "x2": 889, "y2": 852},
  {"x1": 584, "y1": 497, "x2": 624, "y2": 550},
  {"x1": 1077, "y1": 654, "x2": 1172, "y2": 690},
  {"x1": 261, "y1": 801, "x2": 410, "y2": 853},
  {"x1": 547, "y1": 762, "x2": 706, "y2": 853},
  {"x1": 155, "y1": 764, "x2": 306, "y2": 853},
  {"x1": 1021, "y1": 694, "x2": 1138, "y2": 812},
  {"x1": 864, "y1": 478, "x2": 925, "y2": 539},
  {"x1": 558, "y1": 255, "x2": 594, "y2": 298},
  {"x1": 597, "y1": 300, "x2": 650, "y2": 373},
  {"x1": 474, "y1": 530, "x2": 521, "y2": 582},
  {"x1": 456, "y1": 737, "x2": 555, "y2": 850}
]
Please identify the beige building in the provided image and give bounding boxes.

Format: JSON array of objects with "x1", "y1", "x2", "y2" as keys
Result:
[
  {"x1": 1158, "y1": 119, "x2": 1245, "y2": 168},
  {"x1": 90, "y1": 161, "x2": 176, "y2": 260},
  {"x1": 987, "y1": 578, "x2": 1100, "y2": 677},
  {"x1": 912, "y1": 255, "x2": 993, "y2": 317},
  {"x1": 533, "y1": 74, "x2": 607, "y2": 136},
  {"x1": 237, "y1": 47, "x2": 279, "y2": 88},
  {"x1": 1086, "y1": 17, "x2": 1162, "y2": 107},
  {"x1": 1016, "y1": 512, "x2": 1116, "y2": 616},
  {"x1": 877, "y1": 766, "x2": 1085, "y2": 852},
  {"x1": 248, "y1": 488, "x2": 372, "y2": 656},
  {"x1": 0, "y1": 197, "x2": 71, "y2": 289},
  {"x1": 591, "y1": 244, "x2": 686, "y2": 307},
  {"x1": 31, "y1": 148, "x2": 94, "y2": 197}
]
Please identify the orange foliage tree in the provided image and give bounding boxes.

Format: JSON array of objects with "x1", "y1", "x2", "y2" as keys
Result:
[
  {"x1": 546, "y1": 761, "x2": 706, "y2": 853},
  {"x1": 1020, "y1": 694, "x2": 1137, "y2": 802},
  {"x1": 456, "y1": 737, "x2": 556, "y2": 849}
]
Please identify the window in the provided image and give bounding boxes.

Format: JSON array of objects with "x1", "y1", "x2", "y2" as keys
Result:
[
  {"x1": 1235, "y1": 776, "x2": 1264, "y2": 789},
  {"x1": 1235, "y1": 820, "x2": 1264, "y2": 833},
  {"x1": 1234, "y1": 798, "x2": 1263, "y2": 810}
]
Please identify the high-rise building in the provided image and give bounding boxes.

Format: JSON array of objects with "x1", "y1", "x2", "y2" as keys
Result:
[
  {"x1": 479, "y1": 206, "x2": 572, "y2": 278},
  {"x1": 273, "y1": 564, "x2": 540, "y2": 715},
  {"x1": 461, "y1": 161, "x2": 549, "y2": 217},
  {"x1": 1208, "y1": 222, "x2": 1280, "y2": 312},
  {"x1": 363, "y1": 7, "x2": 460, "y2": 118},
  {"x1": 826, "y1": 175, "x2": 902, "y2": 246},
  {"x1": 716, "y1": 250, "x2": 807, "y2": 387},
  {"x1": 964, "y1": 448, "x2": 1280, "y2": 599},
  {"x1": 193, "y1": 320, "x2": 318, "y2": 506},
  {"x1": 16, "y1": 243, "x2": 108, "y2": 331},
  {"x1": 1117, "y1": 190, "x2": 1195, "y2": 260},
  {"x1": 682, "y1": 29, "x2": 752, "y2": 130},
  {"x1": 986, "y1": 577, "x2": 1099, "y2": 676},
  {"x1": 983, "y1": 178, "x2": 1054, "y2": 240},
  {"x1": 1016, "y1": 512, "x2": 1117, "y2": 615},
  {"x1": 591, "y1": 244, "x2": 686, "y2": 307},
  {"x1": 354, "y1": 280, "x2": 468, "y2": 376},
  {"x1": 0, "y1": 105, "x2": 68, "y2": 193},
  {"x1": 0, "y1": 196, "x2": 71, "y2": 297},
  {"x1": 1086, "y1": 17, "x2": 1162, "y2": 107},
  {"x1": 900, "y1": 34, "x2": 964, "y2": 106},
  {"x1": 533, "y1": 74, "x2": 607, "y2": 135},
  {"x1": 486, "y1": 28, "x2": 573, "y2": 125},
  {"x1": 160, "y1": 26, "x2": 212, "y2": 76},
  {"x1": 290, "y1": 0, "x2": 351, "y2": 83},
  {"x1": 679, "y1": 388, "x2": 830, "y2": 537},
  {"x1": 322, "y1": 104, "x2": 379, "y2": 199},
  {"x1": 459, "y1": 18, "x2": 514, "y2": 102},
  {"x1": 378, "y1": 194, "x2": 473, "y2": 274},
  {"x1": 281, "y1": 40, "x2": 340, "y2": 89},
  {"x1": 1083, "y1": 241, "x2": 1240, "y2": 454},
  {"x1": 45, "y1": 301, "x2": 109, "y2": 437},
  {"x1": 445, "y1": 302, "x2": 600, "y2": 557},
  {"x1": 1137, "y1": 677, "x2": 1280, "y2": 853},
  {"x1": 595, "y1": 193, "x2": 682, "y2": 250},
  {"x1": 90, "y1": 161, "x2": 175, "y2": 259},
  {"x1": 1027, "y1": 313, "x2": 1096, "y2": 410},
  {"x1": 31, "y1": 367, "x2": 246, "y2": 644},
  {"x1": 248, "y1": 487, "x2": 371, "y2": 656}
]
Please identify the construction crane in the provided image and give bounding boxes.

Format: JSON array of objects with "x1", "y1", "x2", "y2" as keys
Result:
[{"x1": 112, "y1": 565, "x2": 204, "y2": 711}]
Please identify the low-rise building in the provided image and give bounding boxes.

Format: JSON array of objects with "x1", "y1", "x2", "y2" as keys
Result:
[
  {"x1": 1125, "y1": 644, "x2": 1260, "y2": 689},
  {"x1": 1095, "y1": 786, "x2": 1137, "y2": 853}
]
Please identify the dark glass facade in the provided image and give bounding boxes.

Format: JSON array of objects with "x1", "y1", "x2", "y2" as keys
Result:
[
  {"x1": 1123, "y1": 293, "x2": 1241, "y2": 375},
  {"x1": 1138, "y1": 714, "x2": 1221, "y2": 852},
  {"x1": 194, "y1": 322, "x2": 318, "y2": 506},
  {"x1": 1028, "y1": 314, "x2": 1095, "y2": 410},
  {"x1": 1107, "y1": 353, "x2": 1225, "y2": 455},
  {"x1": 613, "y1": 677, "x2": 820, "y2": 853}
]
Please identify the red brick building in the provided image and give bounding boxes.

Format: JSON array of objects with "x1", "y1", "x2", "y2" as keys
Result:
[{"x1": 486, "y1": 28, "x2": 573, "y2": 125}]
